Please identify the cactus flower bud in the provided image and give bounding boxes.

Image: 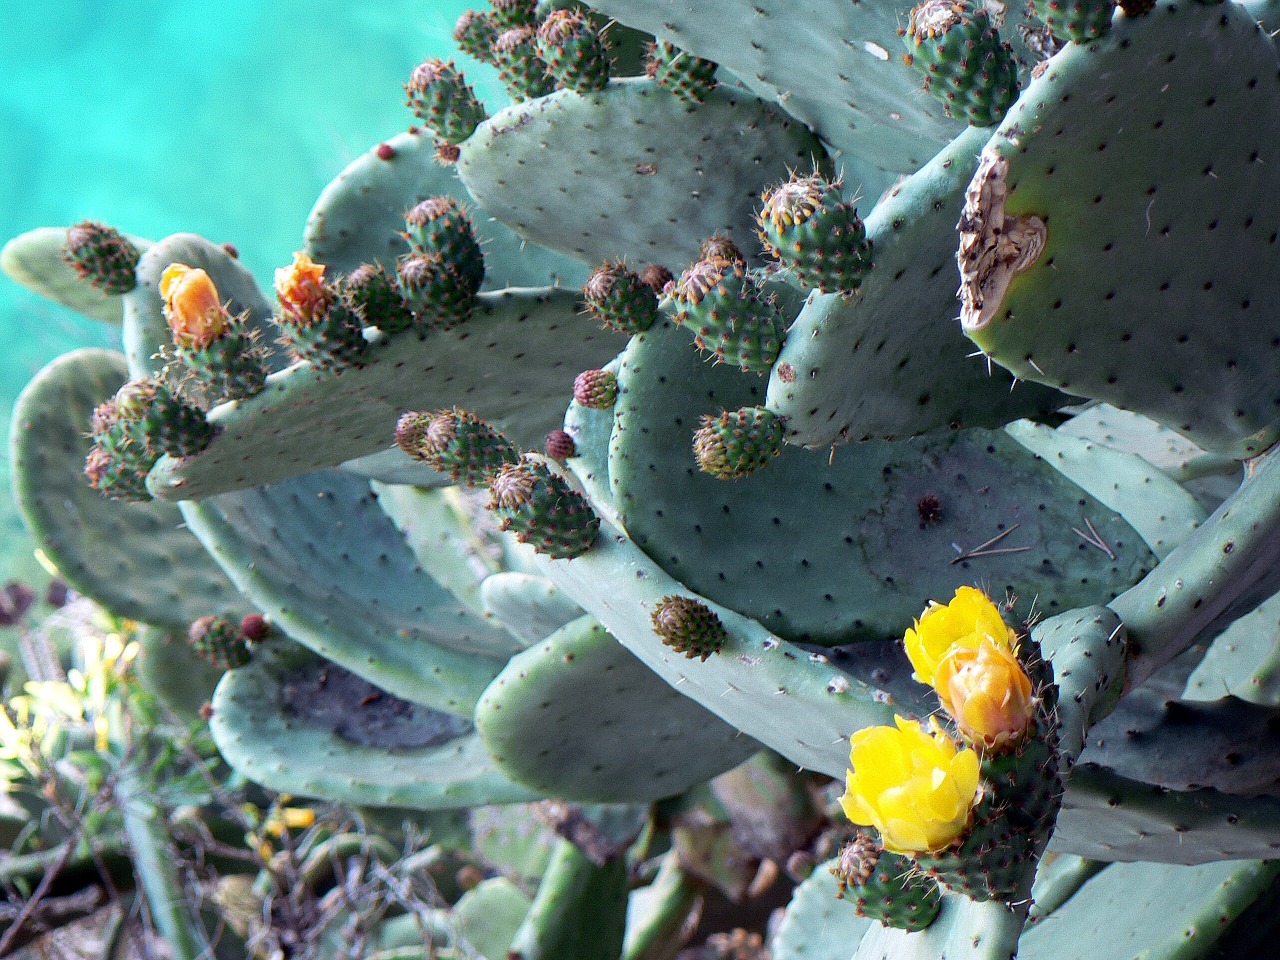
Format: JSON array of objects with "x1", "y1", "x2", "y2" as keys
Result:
[
  {"x1": 160, "y1": 263, "x2": 232, "y2": 348},
  {"x1": 839, "y1": 715, "x2": 980, "y2": 855},
  {"x1": 64, "y1": 220, "x2": 141, "y2": 294},
  {"x1": 934, "y1": 636, "x2": 1035, "y2": 751}
]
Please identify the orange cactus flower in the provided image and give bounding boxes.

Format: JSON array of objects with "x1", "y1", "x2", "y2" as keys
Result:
[
  {"x1": 934, "y1": 636, "x2": 1036, "y2": 751},
  {"x1": 160, "y1": 263, "x2": 231, "y2": 349},
  {"x1": 274, "y1": 252, "x2": 331, "y2": 325}
]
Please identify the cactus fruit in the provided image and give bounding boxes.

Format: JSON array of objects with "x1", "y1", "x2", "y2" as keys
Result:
[
  {"x1": 83, "y1": 435, "x2": 156, "y2": 503},
  {"x1": 536, "y1": 10, "x2": 611, "y2": 94},
  {"x1": 645, "y1": 40, "x2": 718, "y2": 104},
  {"x1": 488, "y1": 454, "x2": 600, "y2": 559},
  {"x1": 454, "y1": 10, "x2": 499, "y2": 64},
  {"x1": 582, "y1": 262, "x2": 660, "y2": 335},
  {"x1": 188, "y1": 614, "x2": 253, "y2": 670},
  {"x1": 692, "y1": 406, "x2": 784, "y2": 480},
  {"x1": 572, "y1": 368, "x2": 618, "y2": 409},
  {"x1": 403, "y1": 197, "x2": 485, "y2": 284},
  {"x1": 63, "y1": 220, "x2": 140, "y2": 294},
  {"x1": 902, "y1": 1, "x2": 1020, "y2": 127},
  {"x1": 832, "y1": 834, "x2": 942, "y2": 931},
  {"x1": 544, "y1": 429, "x2": 576, "y2": 461},
  {"x1": 339, "y1": 262, "x2": 414, "y2": 334},
  {"x1": 110, "y1": 377, "x2": 216, "y2": 459},
  {"x1": 492, "y1": 27, "x2": 557, "y2": 102},
  {"x1": 489, "y1": 0, "x2": 538, "y2": 30},
  {"x1": 395, "y1": 408, "x2": 520, "y2": 486},
  {"x1": 670, "y1": 256, "x2": 786, "y2": 374},
  {"x1": 1030, "y1": 0, "x2": 1117, "y2": 42},
  {"x1": 650, "y1": 596, "x2": 727, "y2": 661},
  {"x1": 396, "y1": 253, "x2": 479, "y2": 330},
  {"x1": 757, "y1": 173, "x2": 873, "y2": 294},
  {"x1": 404, "y1": 59, "x2": 488, "y2": 146}
]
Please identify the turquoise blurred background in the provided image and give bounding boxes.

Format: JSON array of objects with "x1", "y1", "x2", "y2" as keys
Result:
[{"x1": 0, "y1": 1, "x2": 505, "y2": 584}]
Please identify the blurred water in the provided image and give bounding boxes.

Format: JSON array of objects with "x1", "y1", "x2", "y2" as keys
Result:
[{"x1": 0, "y1": 0, "x2": 504, "y2": 582}]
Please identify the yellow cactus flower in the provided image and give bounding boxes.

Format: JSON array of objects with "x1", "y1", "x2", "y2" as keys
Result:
[
  {"x1": 903, "y1": 585, "x2": 1018, "y2": 687},
  {"x1": 839, "y1": 714, "x2": 981, "y2": 855},
  {"x1": 935, "y1": 636, "x2": 1035, "y2": 751},
  {"x1": 274, "y1": 251, "x2": 331, "y2": 324},
  {"x1": 160, "y1": 263, "x2": 232, "y2": 348}
]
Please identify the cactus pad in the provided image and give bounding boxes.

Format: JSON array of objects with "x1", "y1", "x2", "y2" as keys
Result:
[
  {"x1": 145, "y1": 288, "x2": 626, "y2": 501},
  {"x1": 456, "y1": 77, "x2": 827, "y2": 269},
  {"x1": 1, "y1": 226, "x2": 153, "y2": 325},
  {"x1": 475, "y1": 615, "x2": 759, "y2": 799},
  {"x1": 211, "y1": 641, "x2": 537, "y2": 809},
  {"x1": 181, "y1": 470, "x2": 518, "y2": 714},
  {"x1": 958, "y1": 0, "x2": 1280, "y2": 458},
  {"x1": 610, "y1": 319, "x2": 1161, "y2": 644},
  {"x1": 303, "y1": 129, "x2": 587, "y2": 290},
  {"x1": 765, "y1": 126, "x2": 1066, "y2": 448}
]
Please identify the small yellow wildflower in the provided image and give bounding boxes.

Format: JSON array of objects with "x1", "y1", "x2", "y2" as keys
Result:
[
  {"x1": 274, "y1": 252, "x2": 331, "y2": 324},
  {"x1": 934, "y1": 636, "x2": 1035, "y2": 751},
  {"x1": 839, "y1": 714, "x2": 981, "y2": 855},
  {"x1": 160, "y1": 263, "x2": 232, "y2": 348},
  {"x1": 903, "y1": 585, "x2": 1018, "y2": 687}
]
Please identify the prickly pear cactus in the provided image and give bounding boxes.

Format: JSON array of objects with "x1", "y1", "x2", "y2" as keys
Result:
[{"x1": 9, "y1": 0, "x2": 1280, "y2": 956}]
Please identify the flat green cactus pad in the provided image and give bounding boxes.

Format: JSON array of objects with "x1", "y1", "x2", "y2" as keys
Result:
[
  {"x1": 852, "y1": 897, "x2": 1027, "y2": 960},
  {"x1": 146, "y1": 287, "x2": 627, "y2": 501},
  {"x1": 532, "y1": 522, "x2": 898, "y2": 781},
  {"x1": 303, "y1": 128, "x2": 588, "y2": 289},
  {"x1": 1082, "y1": 677, "x2": 1280, "y2": 796},
  {"x1": 1054, "y1": 764, "x2": 1280, "y2": 864},
  {"x1": 766, "y1": 126, "x2": 1066, "y2": 448},
  {"x1": 1004, "y1": 421, "x2": 1206, "y2": 561},
  {"x1": 771, "y1": 857, "x2": 874, "y2": 960},
  {"x1": 475, "y1": 615, "x2": 759, "y2": 800},
  {"x1": 181, "y1": 470, "x2": 517, "y2": 715},
  {"x1": 123, "y1": 233, "x2": 286, "y2": 379},
  {"x1": 611, "y1": 320, "x2": 1161, "y2": 645},
  {"x1": 453, "y1": 878, "x2": 534, "y2": 960},
  {"x1": 456, "y1": 77, "x2": 827, "y2": 269},
  {"x1": 9, "y1": 348, "x2": 252, "y2": 629},
  {"x1": 1020, "y1": 858, "x2": 1280, "y2": 960},
  {"x1": 478, "y1": 572, "x2": 584, "y2": 645},
  {"x1": 211, "y1": 641, "x2": 538, "y2": 809},
  {"x1": 1, "y1": 226, "x2": 153, "y2": 325},
  {"x1": 1184, "y1": 589, "x2": 1280, "y2": 707},
  {"x1": 373, "y1": 483, "x2": 504, "y2": 621},
  {"x1": 959, "y1": 0, "x2": 1280, "y2": 458},
  {"x1": 580, "y1": 0, "x2": 1045, "y2": 186}
]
